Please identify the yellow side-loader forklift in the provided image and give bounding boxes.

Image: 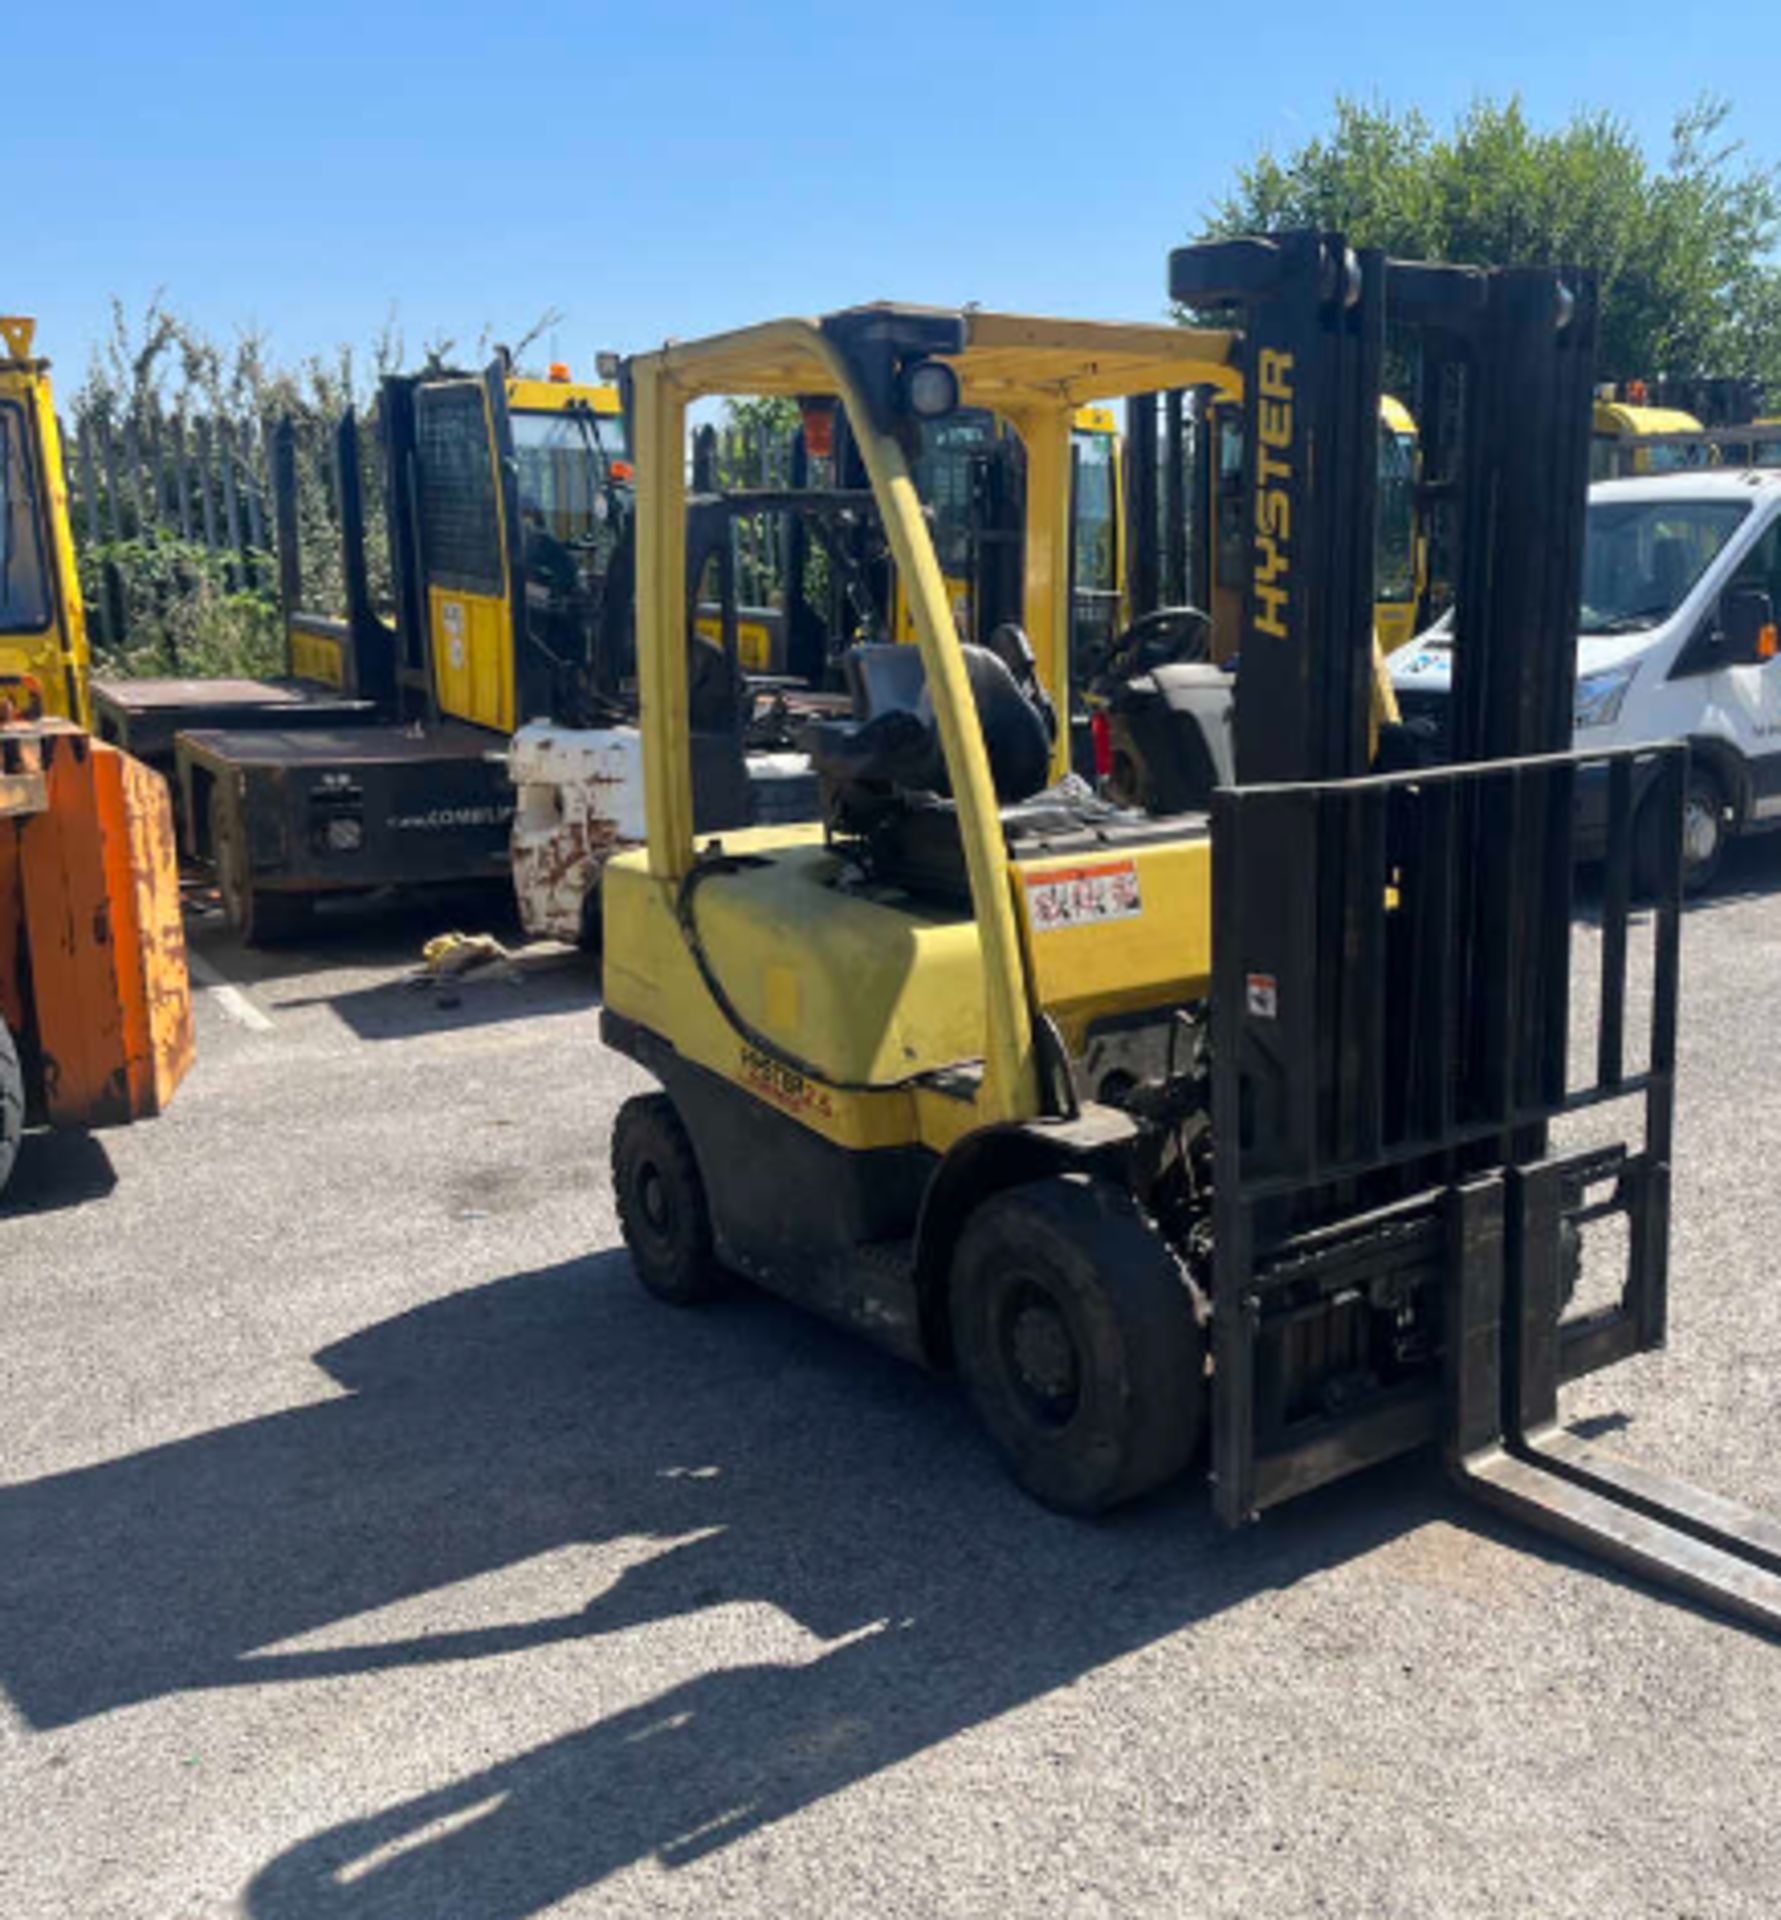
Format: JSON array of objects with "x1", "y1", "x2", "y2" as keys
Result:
[
  {"x1": 1, "y1": 317, "x2": 192, "y2": 1198},
  {"x1": 176, "y1": 363, "x2": 634, "y2": 940},
  {"x1": 601, "y1": 241, "x2": 1781, "y2": 1629}
]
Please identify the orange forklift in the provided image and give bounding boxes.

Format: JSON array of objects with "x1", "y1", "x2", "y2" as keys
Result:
[{"x1": 1, "y1": 317, "x2": 191, "y2": 1198}]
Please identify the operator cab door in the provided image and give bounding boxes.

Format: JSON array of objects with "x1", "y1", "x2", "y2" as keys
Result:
[
  {"x1": 413, "y1": 376, "x2": 517, "y2": 732},
  {"x1": 0, "y1": 384, "x2": 85, "y2": 723}
]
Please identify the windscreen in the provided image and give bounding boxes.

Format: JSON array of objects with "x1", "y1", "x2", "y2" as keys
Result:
[
  {"x1": 1580, "y1": 497, "x2": 1750, "y2": 634},
  {"x1": 0, "y1": 403, "x2": 51, "y2": 633},
  {"x1": 511, "y1": 408, "x2": 628, "y2": 547}
]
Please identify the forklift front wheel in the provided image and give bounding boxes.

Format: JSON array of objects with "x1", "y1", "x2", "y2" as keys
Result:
[
  {"x1": 949, "y1": 1176, "x2": 1206, "y2": 1515},
  {"x1": 612, "y1": 1094, "x2": 722, "y2": 1305},
  {"x1": 0, "y1": 1016, "x2": 22, "y2": 1199}
]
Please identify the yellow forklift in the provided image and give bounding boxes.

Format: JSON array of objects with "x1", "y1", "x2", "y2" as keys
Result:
[
  {"x1": 599, "y1": 238, "x2": 1781, "y2": 1630},
  {"x1": 173, "y1": 363, "x2": 633, "y2": 940},
  {"x1": 1, "y1": 317, "x2": 192, "y2": 1198}
]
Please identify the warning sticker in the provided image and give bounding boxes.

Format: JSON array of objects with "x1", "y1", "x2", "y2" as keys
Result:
[
  {"x1": 1022, "y1": 859, "x2": 1143, "y2": 930},
  {"x1": 441, "y1": 599, "x2": 467, "y2": 671}
]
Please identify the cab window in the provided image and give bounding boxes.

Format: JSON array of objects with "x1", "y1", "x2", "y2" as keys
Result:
[
  {"x1": 1374, "y1": 426, "x2": 1417, "y2": 605},
  {"x1": 415, "y1": 383, "x2": 503, "y2": 595},
  {"x1": 511, "y1": 408, "x2": 629, "y2": 611},
  {"x1": 511, "y1": 408, "x2": 626, "y2": 546},
  {"x1": 914, "y1": 411, "x2": 998, "y2": 579},
  {"x1": 0, "y1": 402, "x2": 51, "y2": 633},
  {"x1": 1072, "y1": 430, "x2": 1117, "y2": 594}
]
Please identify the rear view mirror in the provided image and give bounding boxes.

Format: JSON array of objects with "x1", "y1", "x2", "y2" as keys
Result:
[{"x1": 1723, "y1": 586, "x2": 1778, "y2": 663}]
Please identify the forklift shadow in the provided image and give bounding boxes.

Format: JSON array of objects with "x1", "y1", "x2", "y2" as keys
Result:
[
  {"x1": 0, "y1": 1246, "x2": 1705, "y2": 1915},
  {"x1": 2, "y1": 1128, "x2": 118, "y2": 1216}
]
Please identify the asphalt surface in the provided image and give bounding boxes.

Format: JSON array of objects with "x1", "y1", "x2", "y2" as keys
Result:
[{"x1": 2, "y1": 857, "x2": 1778, "y2": 1920}]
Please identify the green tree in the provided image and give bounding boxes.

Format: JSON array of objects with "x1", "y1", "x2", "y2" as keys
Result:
[{"x1": 1203, "y1": 96, "x2": 1781, "y2": 388}]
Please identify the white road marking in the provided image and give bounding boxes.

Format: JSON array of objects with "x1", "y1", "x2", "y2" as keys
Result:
[{"x1": 186, "y1": 950, "x2": 276, "y2": 1033}]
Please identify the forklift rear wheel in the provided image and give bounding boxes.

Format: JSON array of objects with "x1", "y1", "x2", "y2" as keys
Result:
[
  {"x1": 210, "y1": 787, "x2": 313, "y2": 945},
  {"x1": 949, "y1": 1175, "x2": 1206, "y2": 1514},
  {"x1": 0, "y1": 1016, "x2": 22, "y2": 1199},
  {"x1": 613, "y1": 1094, "x2": 722, "y2": 1304}
]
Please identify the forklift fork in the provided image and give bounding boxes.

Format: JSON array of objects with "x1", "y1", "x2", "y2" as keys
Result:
[{"x1": 1447, "y1": 1173, "x2": 1781, "y2": 1633}]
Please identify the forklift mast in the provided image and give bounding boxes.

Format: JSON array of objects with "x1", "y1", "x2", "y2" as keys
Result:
[{"x1": 1170, "y1": 235, "x2": 1781, "y2": 1627}]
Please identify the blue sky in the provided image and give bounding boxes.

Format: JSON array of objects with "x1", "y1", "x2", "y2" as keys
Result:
[{"x1": 10, "y1": 0, "x2": 1780, "y2": 388}]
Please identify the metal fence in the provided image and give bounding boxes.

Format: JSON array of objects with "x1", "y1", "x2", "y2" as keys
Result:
[{"x1": 62, "y1": 402, "x2": 370, "y2": 660}]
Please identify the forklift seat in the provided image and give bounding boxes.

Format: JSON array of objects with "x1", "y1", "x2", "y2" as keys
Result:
[
  {"x1": 804, "y1": 640, "x2": 1194, "y2": 905},
  {"x1": 801, "y1": 641, "x2": 1054, "y2": 805}
]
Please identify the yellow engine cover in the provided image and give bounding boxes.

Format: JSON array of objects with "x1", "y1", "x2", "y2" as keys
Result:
[{"x1": 604, "y1": 817, "x2": 1215, "y2": 1152}]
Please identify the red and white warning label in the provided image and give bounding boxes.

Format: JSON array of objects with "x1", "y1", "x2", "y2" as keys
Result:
[{"x1": 1022, "y1": 858, "x2": 1143, "y2": 930}]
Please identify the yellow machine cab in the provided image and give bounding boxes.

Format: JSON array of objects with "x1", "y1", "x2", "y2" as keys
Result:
[{"x1": 0, "y1": 317, "x2": 91, "y2": 724}]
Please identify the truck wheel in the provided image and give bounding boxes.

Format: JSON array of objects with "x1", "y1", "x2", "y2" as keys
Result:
[
  {"x1": 612, "y1": 1093, "x2": 722, "y2": 1304},
  {"x1": 1636, "y1": 765, "x2": 1726, "y2": 897},
  {"x1": 949, "y1": 1175, "x2": 1206, "y2": 1514},
  {"x1": 0, "y1": 1016, "x2": 22, "y2": 1199},
  {"x1": 210, "y1": 786, "x2": 312, "y2": 945}
]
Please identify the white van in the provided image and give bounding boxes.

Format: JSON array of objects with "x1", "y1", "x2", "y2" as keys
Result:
[{"x1": 1392, "y1": 468, "x2": 1781, "y2": 890}]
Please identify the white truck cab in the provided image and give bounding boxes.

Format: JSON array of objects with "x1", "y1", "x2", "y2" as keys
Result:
[{"x1": 1392, "y1": 468, "x2": 1781, "y2": 889}]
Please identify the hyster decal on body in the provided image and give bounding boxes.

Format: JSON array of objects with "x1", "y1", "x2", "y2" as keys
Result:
[
  {"x1": 739, "y1": 1046, "x2": 834, "y2": 1121},
  {"x1": 1254, "y1": 348, "x2": 1294, "y2": 640}
]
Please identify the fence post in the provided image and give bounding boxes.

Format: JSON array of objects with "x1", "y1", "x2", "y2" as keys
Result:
[
  {"x1": 172, "y1": 415, "x2": 195, "y2": 539},
  {"x1": 74, "y1": 416, "x2": 109, "y2": 650},
  {"x1": 269, "y1": 414, "x2": 302, "y2": 628},
  {"x1": 98, "y1": 417, "x2": 125, "y2": 543},
  {"x1": 240, "y1": 418, "x2": 267, "y2": 562},
  {"x1": 122, "y1": 415, "x2": 147, "y2": 537},
  {"x1": 220, "y1": 419, "x2": 245, "y2": 590},
  {"x1": 149, "y1": 412, "x2": 173, "y2": 535},
  {"x1": 97, "y1": 416, "x2": 129, "y2": 643},
  {"x1": 195, "y1": 416, "x2": 221, "y2": 552}
]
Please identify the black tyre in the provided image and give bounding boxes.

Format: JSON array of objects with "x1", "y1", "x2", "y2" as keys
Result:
[
  {"x1": 1635, "y1": 764, "x2": 1727, "y2": 897},
  {"x1": 612, "y1": 1093, "x2": 722, "y2": 1305},
  {"x1": 949, "y1": 1175, "x2": 1207, "y2": 1514},
  {"x1": 577, "y1": 875, "x2": 603, "y2": 956},
  {"x1": 0, "y1": 1016, "x2": 23, "y2": 1200}
]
